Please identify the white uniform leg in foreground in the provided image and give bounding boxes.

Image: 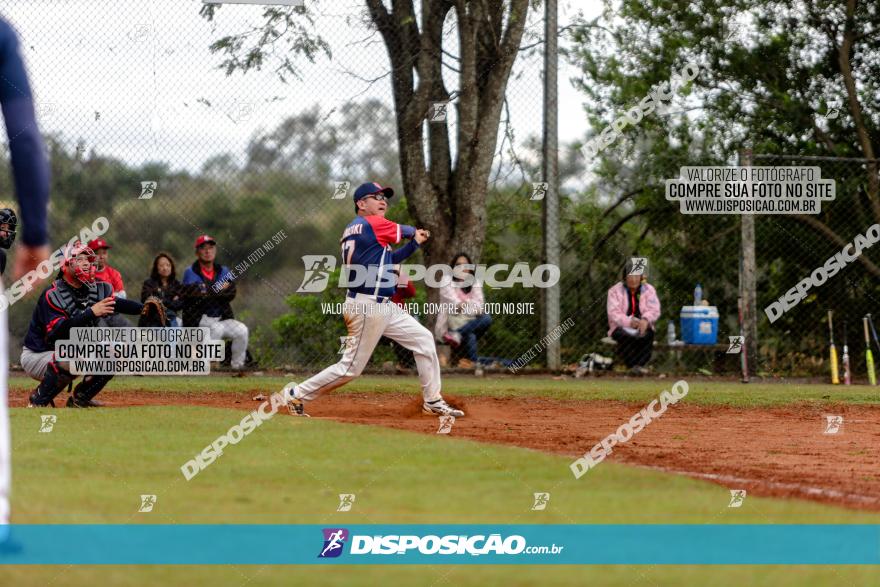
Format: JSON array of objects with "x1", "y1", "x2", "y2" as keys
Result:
[
  {"x1": 0, "y1": 282, "x2": 10, "y2": 538},
  {"x1": 294, "y1": 297, "x2": 387, "y2": 401},
  {"x1": 382, "y1": 307, "x2": 442, "y2": 403}
]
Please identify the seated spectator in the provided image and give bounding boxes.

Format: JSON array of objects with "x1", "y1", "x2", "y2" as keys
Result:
[
  {"x1": 141, "y1": 252, "x2": 184, "y2": 327},
  {"x1": 88, "y1": 237, "x2": 126, "y2": 296},
  {"x1": 434, "y1": 252, "x2": 492, "y2": 369},
  {"x1": 181, "y1": 234, "x2": 250, "y2": 370},
  {"x1": 88, "y1": 237, "x2": 130, "y2": 327},
  {"x1": 606, "y1": 257, "x2": 661, "y2": 374}
]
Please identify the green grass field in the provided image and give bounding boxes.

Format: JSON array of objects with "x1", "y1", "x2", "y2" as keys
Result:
[{"x1": 3, "y1": 375, "x2": 879, "y2": 585}]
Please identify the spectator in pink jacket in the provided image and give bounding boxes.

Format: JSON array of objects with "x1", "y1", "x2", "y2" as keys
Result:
[
  {"x1": 435, "y1": 252, "x2": 492, "y2": 368},
  {"x1": 606, "y1": 258, "x2": 661, "y2": 372}
]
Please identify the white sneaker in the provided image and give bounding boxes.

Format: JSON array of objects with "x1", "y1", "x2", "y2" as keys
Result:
[
  {"x1": 423, "y1": 399, "x2": 464, "y2": 418},
  {"x1": 283, "y1": 382, "x2": 310, "y2": 417}
]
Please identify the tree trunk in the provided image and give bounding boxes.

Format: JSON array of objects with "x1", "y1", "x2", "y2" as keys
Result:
[{"x1": 367, "y1": 0, "x2": 530, "y2": 288}]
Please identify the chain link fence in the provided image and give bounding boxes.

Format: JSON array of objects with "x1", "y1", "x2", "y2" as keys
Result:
[
  {"x1": 2, "y1": 2, "x2": 598, "y2": 373},
  {"x1": 4, "y1": 3, "x2": 869, "y2": 378},
  {"x1": 749, "y1": 154, "x2": 880, "y2": 378}
]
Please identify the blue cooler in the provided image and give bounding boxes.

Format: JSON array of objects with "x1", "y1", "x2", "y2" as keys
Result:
[{"x1": 680, "y1": 306, "x2": 719, "y2": 345}]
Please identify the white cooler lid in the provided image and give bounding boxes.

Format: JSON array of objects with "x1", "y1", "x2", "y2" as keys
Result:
[{"x1": 680, "y1": 305, "x2": 719, "y2": 318}]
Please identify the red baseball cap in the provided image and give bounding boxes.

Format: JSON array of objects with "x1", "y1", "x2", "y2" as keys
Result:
[
  {"x1": 194, "y1": 234, "x2": 217, "y2": 248},
  {"x1": 88, "y1": 238, "x2": 111, "y2": 250}
]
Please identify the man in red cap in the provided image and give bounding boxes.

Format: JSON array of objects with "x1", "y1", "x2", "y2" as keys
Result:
[
  {"x1": 88, "y1": 237, "x2": 130, "y2": 327},
  {"x1": 181, "y1": 235, "x2": 249, "y2": 371},
  {"x1": 88, "y1": 237, "x2": 126, "y2": 297}
]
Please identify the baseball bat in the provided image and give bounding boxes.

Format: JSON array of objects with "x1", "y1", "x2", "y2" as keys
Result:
[
  {"x1": 842, "y1": 320, "x2": 851, "y2": 385},
  {"x1": 868, "y1": 313, "x2": 880, "y2": 354},
  {"x1": 828, "y1": 311, "x2": 839, "y2": 384},
  {"x1": 738, "y1": 297, "x2": 748, "y2": 383},
  {"x1": 865, "y1": 316, "x2": 876, "y2": 386}
]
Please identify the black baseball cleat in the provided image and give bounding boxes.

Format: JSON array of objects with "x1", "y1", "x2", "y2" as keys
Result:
[
  {"x1": 66, "y1": 396, "x2": 90, "y2": 408},
  {"x1": 27, "y1": 394, "x2": 55, "y2": 408}
]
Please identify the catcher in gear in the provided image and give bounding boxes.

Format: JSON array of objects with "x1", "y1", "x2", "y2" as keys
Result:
[{"x1": 21, "y1": 241, "x2": 146, "y2": 408}]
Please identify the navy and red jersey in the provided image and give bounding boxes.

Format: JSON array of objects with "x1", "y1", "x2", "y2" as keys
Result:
[{"x1": 339, "y1": 215, "x2": 420, "y2": 298}]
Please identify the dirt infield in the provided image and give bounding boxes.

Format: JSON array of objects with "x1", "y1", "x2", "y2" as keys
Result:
[{"x1": 13, "y1": 389, "x2": 880, "y2": 511}]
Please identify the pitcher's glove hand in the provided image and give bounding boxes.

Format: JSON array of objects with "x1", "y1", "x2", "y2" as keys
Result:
[{"x1": 139, "y1": 296, "x2": 168, "y2": 327}]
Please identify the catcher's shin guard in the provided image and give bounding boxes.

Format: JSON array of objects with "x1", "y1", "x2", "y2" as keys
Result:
[
  {"x1": 29, "y1": 363, "x2": 74, "y2": 407},
  {"x1": 69, "y1": 375, "x2": 114, "y2": 407}
]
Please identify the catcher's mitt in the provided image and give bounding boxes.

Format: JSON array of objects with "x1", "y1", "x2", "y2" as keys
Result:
[{"x1": 139, "y1": 295, "x2": 168, "y2": 327}]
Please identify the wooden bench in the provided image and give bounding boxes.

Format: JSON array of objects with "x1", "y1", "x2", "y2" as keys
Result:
[{"x1": 601, "y1": 337, "x2": 733, "y2": 372}]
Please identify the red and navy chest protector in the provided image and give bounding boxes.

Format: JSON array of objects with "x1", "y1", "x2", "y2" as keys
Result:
[{"x1": 339, "y1": 215, "x2": 420, "y2": 298}]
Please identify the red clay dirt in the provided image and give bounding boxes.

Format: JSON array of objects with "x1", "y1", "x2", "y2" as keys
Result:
[{"x1": 13, "y1": 389, "x2": 880, "y2": 511}]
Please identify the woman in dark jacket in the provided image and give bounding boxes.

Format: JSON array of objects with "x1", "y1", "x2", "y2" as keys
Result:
[{"x1": 141, "y1": 252, "x2": 185, "y2": 326}]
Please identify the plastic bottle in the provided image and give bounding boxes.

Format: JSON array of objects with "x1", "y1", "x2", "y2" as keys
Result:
[
  {"x1": 694, "y1": 283, "x2": 702, "y2": 305},
  {"x1": 667, "y1": 321, "x2": 675, "y2": 344}
]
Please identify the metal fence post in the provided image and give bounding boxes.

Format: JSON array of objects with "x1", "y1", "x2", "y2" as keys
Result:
[
  {"x1": 542, "y1": 0, "x2": 560, "y2": 369},
  {"x1": 739, "y1": 148, "x2": 758, "y2": 379}
]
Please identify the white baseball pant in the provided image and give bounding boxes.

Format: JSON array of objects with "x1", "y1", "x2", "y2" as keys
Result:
[
  {"x1": 294, "y1": 293, "x2": 442, "y2": 402},
  {"x1": 0, "y1": 281, "x2": 9, "y2": 533},
  {"x1": 199, "y1": 315, "x2": 249, "y2": 369}
]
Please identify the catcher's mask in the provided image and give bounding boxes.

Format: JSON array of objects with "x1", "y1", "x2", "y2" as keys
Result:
[
  {"x1": 63, "y1": 241, "x2": 97, "y2": 285},
  {"x1": 0, "y1": 208, "x2": 17, "y2": 249}
]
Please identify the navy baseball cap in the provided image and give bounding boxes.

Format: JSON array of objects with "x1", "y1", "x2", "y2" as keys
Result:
[{"x1": 353, "y1": 182, "x2": 394, "y2": 202}]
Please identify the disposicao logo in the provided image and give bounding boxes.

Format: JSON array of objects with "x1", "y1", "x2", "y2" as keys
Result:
[{"x1": 319, "y1": 528, "x2": 349, "y2": 558}]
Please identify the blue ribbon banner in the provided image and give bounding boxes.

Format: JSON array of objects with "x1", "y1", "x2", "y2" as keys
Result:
[{"x1": 0, "y1": 525, "x2": 878, "y2": 564}]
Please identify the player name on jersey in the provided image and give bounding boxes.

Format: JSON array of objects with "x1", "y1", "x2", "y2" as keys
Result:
[{"x1": 341, "y1": 223, "x2": 364, "y2": 240}]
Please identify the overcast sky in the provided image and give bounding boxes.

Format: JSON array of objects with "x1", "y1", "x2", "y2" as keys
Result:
[{"x1": 3, "y1": 0, "x2": 598, "y2": 175}]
